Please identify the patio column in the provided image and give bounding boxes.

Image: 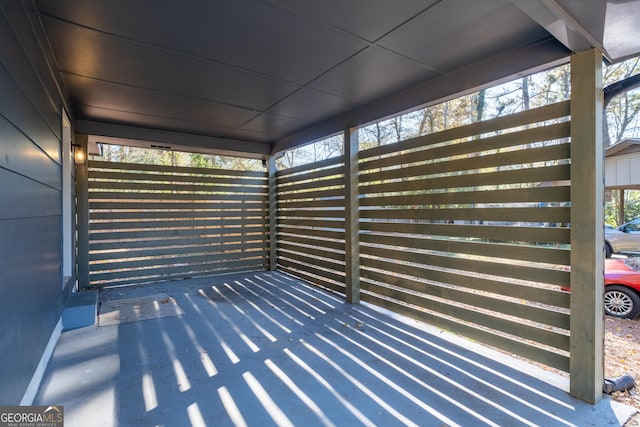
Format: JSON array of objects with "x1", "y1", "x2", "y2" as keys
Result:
[
  {"x1": 345, "y1": 127, "x2": 360, "y2": 304},
  {"x1": 74, "y1": 133, "x2": 90, "y2": 290},
  {"x1": 267, "y1": 155, "x2": 278, "y2": 271},
  {"x1": 569, "y1": 48, "x2": 604, "y2": 403}
]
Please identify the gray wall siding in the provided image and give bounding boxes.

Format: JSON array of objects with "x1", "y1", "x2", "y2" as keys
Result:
[{"x1": 0, "y1": 3, "x2": 71, "y2": 404}]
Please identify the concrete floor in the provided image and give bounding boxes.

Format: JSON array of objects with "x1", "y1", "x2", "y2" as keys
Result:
[{"x1": 35, "y1": 271, "x2": 635, "y2": 426}]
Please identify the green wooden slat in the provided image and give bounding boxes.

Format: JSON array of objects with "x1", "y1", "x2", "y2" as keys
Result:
[
  {"x1": 278, "y1": 242, "x2": 345, "y2": 262},
  {"x1": 360, "y1": 233, "x2": 570, "y2": 265},
  {"x1": 89, "y1": 225, "x2": 268, "y2": 241},
  {"x1": 92, "y1": 248, "x2": 269, "y2": 271},
  {"x1": 361, "y1": 244, "x2": 569, "y2": 286},
  {"x1": 360, "y1": 206, "x2": 570, "y2": 223},
  {"x1": 278, "y1": 267, "x2": 346, "y2": 294},
  {"x1": 277, "y1": 258, "x2": 346, "y2": 284},
  {"x1": 90, "y1": 197, "x2": 267, "y2": 210},
  {"x1": 90, "y1": 208, "x2": 267, "y2": 220},
  {"x1": 275, "y1": 157, "x2": 344, "y2": 178},
  {"x1": 90, "y1": 217, "x2": 266, "y2": 231},
  {"x1": 359, "y1": 186, "x2": 570, "y2": 207},
  {"x1": 359, "y1": 257, "x2": 569, "y2": 307},
  {"x1": 90, "y1": 170, "x2": 267, "y2": 186},
  {"x1": 89, "y1": 160, "x2": 266, "y2": 177},
  {"x1": 360, "y1": 122, "x2": 569, "y2": 171},
  {"x1": 278, "y1": 218, "x2": 345, "y2": 229},
  {"x1": 88, "y1": 191, "x2": 272, "y2": 202},
  {"x1": 360, "y1": 292, "x2": 569, "y2": 372},
  {"x1": 89, "y1": 261, "x2": 267, "y2": 287},
  {"x1": 360, "y1": 143, "x2": 570, "y2": 181},
  {"x1": 359, "y1": 101, "x2": 570, "y2": 160},
  {"x1": 359, "y1": 163, "x2": 570, "y2": 190},
  {"x1": 277, "y1": 249, "x2": 345, "y2": 272},
  {"x1": 276, "y1": 187, "x2": 345, "y2": 201},
  {"x1": 277, "y1": 164, "x2": 344, "y2": 186},
  {"x1": 276, "y1": 234, "x2": 344, "y2": 251},
  {"x1": 89, "y1": 264, "x2": 266, "y2": 288},
  {"x1": 277, "y1": 226, "x2": 345, "y2": 241},
  {"x1": 90, "y1": 235, "x2": 267, "y2": 252},
  {"x1": 359, "y1": 221, "x2": 570, "y2": 245},
  {"x1": 277, "y1": 198, "x2": 346, "y2": 210},
  {"x1": 88, "y1": 180, "x2": 268, "y2": 194},
  {"x1": 90, "y1": 255, "x2": 268, "y2": 282},
  {"x1": 276, "y1": 176, "x2": 344, "y2": 194},
  {"x1": 277, "y1": 209, "x2": 345, "y2": 218},
  {"x1": 360, "y1": 281, "x2": 569, "y2": 350},
  {"x1": 362, "y1": 278, "x2": 570, "y2": 332},
  {"x1": 360, "y1": 269, "x2": 569, "y2": 329},
  {"x1": 90, "y1": 240, "x2": 267, "y2": 261}
]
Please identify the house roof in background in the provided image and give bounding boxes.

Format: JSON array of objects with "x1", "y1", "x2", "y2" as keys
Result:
[{"x1": 606, "y1": 138, "x2": 640, "y2": 157}]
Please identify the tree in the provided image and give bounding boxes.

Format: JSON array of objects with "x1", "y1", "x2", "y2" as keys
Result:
[
  {"x1": 604, "y1": 57, "x2": 640, "y2": 146},
  {"x1": 93, "y1": 145, "x2": 263, "y2": 171}
]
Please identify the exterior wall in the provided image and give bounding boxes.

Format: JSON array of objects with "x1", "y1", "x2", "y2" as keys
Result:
[
  {"x1": 605, "y1": 153, "x2": 640, "y2": 188},
  {"x1": 0, "y1": 4, "x2": 73, "y2": 403}
]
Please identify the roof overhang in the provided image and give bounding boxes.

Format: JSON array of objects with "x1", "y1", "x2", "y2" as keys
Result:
[
  {"x1": 606, "y1": 138, "x2": 640, "y2": 157},
  {"x1": 25, "y1": 0, "x2": 640, "y2": 156}
]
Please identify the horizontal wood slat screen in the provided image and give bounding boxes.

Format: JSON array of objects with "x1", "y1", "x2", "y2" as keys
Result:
[
  {"x1": 87, "y1": 161, "x2": 269, "y2": 287},
  {"x1": 357, "y1": 101, "x2": 572, "y2": 371},
  {"x1": 276, "y1": 157, "x2": 346, "y2": 293}
]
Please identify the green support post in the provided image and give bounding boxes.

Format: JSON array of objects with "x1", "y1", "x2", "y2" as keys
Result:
[
  {"x1": 344, "y1": 128, "x2": 360, "y2": 304},
  {"x1": 569, "y1": 48, "x2": 604, "y2": 404},
  {"x1": 267, "y1": 155, "x2": 278, "y2": 271},
  {"x1": 74, "y1": 133, "x2": 90, "y2": 290}
]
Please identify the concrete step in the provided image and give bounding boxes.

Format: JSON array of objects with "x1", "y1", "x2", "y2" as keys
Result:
[{"x1": 62, "y1": 290, "x2": 98, "y2": 331}]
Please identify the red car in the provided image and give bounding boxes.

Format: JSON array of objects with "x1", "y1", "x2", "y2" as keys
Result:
[{"x1": 604, "y1": 258, "x2": 640, "y2": 319}]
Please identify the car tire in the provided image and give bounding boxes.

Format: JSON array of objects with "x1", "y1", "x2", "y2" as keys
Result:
[
  {"x1": 605, "y1": 242, "x2": 613, "y2": 258},
  {"x1": 604, "y1": 285, "x2": 640, "y2": 319}
]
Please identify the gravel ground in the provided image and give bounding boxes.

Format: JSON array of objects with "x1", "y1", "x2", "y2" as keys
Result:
[{"x1": 605, "y1": 316, "x2": 640, "y2": 426}]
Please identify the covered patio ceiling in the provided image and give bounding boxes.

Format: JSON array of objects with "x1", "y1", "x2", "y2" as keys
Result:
[{"x1": 31, "y1": 0, "x2": 640, "y2": 157}]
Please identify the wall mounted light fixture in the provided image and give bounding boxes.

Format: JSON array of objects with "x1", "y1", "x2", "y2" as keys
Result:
[{"x1": 73, "y1": 144, "x2": 86, "y2": 164}]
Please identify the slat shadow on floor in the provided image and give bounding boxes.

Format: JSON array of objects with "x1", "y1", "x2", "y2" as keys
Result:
[{"x1": 35, "y1": 271, "x2": 631, "y2": 427}]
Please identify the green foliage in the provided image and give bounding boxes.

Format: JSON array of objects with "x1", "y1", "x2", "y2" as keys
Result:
[
  {"x1": 189, "y1": 153, "x2": 213, "y2": 168},
  {"x1": 625, "y1": 193, "x2": 640, "y2": 223},
  {"x1": 605, "y1": 190, "x2": 640, "y2": 226},
  {"x1": 605, "y1": 191, "x2": 619, "y2": 226},
  {"x1": 92, "y1": 145, "x2": 263, "y2": 171}
]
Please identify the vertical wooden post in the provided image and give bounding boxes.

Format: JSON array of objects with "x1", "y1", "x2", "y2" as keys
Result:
[
  {"x1": 344, "y1": 128, "x2": 360, "y2": 304},
  {"x1": 74, "y1": 133, "x2": 90, "y2": 290},
  {"x1": 618, "y1": 189, "x2": 625, "y2": 225},
  {"x1": 267, "y1": 155, "x2": 278, "y2": 271},
  {"x1": 570, "y1": 49, "x2": 604, "y2": 404}
]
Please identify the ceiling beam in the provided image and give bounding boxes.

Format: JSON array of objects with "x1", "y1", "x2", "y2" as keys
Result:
[
  {"x1": 509, "y1": 0, "x2": 610, "y2": 61},
  {"x1": 76, "y1": 120, "x2": 270, "y2": 159}
]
